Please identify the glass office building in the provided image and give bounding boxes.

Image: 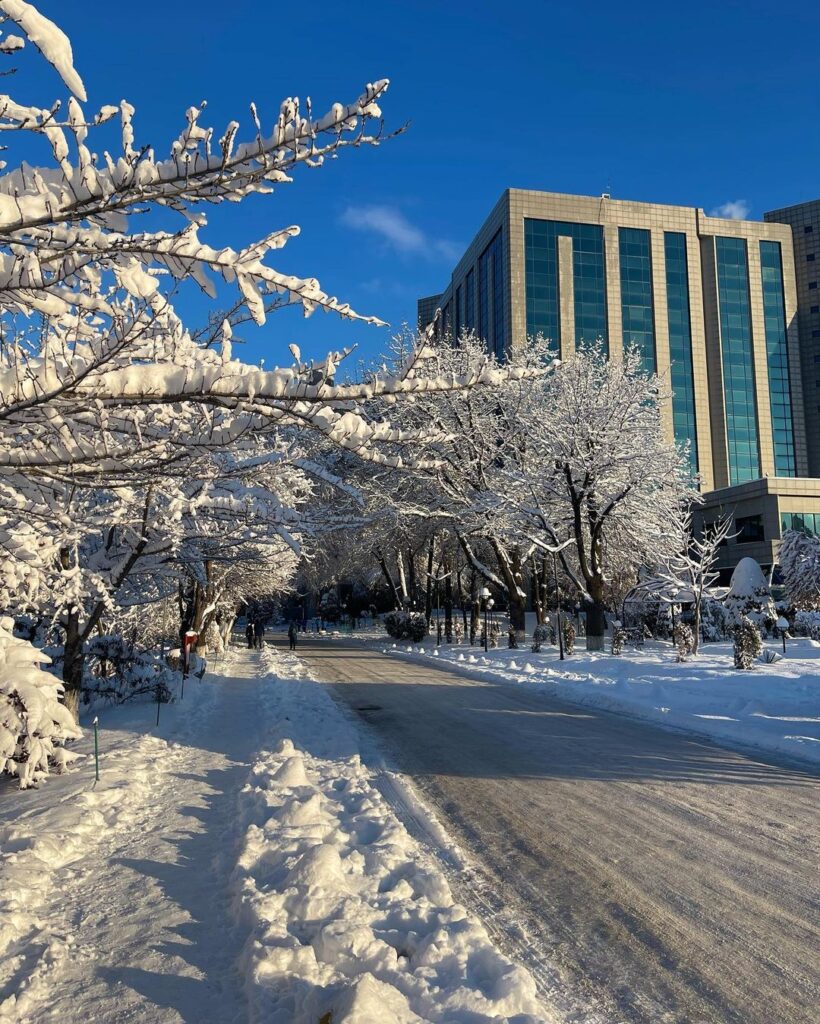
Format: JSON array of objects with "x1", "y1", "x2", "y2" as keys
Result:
[{"x1": 419, "y1": 189, "x2": 820, "y2": 574}]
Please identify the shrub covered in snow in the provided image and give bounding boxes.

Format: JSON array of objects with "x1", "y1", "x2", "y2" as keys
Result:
[
  {"x1": 507, "y1": 625, "x2": 518, "y2": 649},
  {"x1": 725, "y1": 558, "x2": 776, "y2": 634},
  {"x1": 611, "y1": 625, "x2": 626, "y2": 655},
  {"x1": 673, "y1": 622, "x2": 695, "y2": 662},
  {"x1": 531, "y1": 622, "x2": 551, "y2": 652},
  {"x1": 0, "y1": 617, "x2": 82, "y2": 788},
  {"x1": 792, "y1": 609, "x2": 820, "y2": 641},
  {"x1": 733, "y1": 616, "x2": 763, "y2": 669},
  {"x1": 563, "y1": 618, "x2": 576, "y2": 655},
  {"x1": 383, "y1": 611, "x2": 427, "y2": 642},
  {"x1": 84, "y1": 635, "x2": 174, "y2": 706},
  {"x1": 779, "y1": 529, "x2": 820, "y2": 610}
]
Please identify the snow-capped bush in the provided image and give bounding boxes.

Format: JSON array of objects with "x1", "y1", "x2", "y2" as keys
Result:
[
  {"x1": 673, "y1": 622, "x2": 694, "y2": 662},
  {"x1": 563, "y1": 619, "x2": 576, "y2": 655},
  {"x1": 531, "y1": 622, "x2": 550, "y2": 652},
  {"x1": 779, "y1": 529, "x2": 820, "y2": 610},
  {"x1": 792, "y1": 609, "x2": 820, "y2": 641},
  {"x1": 725, "y1": 558, "x2": 776, "y2": 634},
  {"x1": 507, "y1": 625, "x2": 518, "y2": 649},
  {"x1": 84, "y1": 635, "x2": 174, "y2": 706},
  {"x1": 383, "y1": 611, "x2": 427, "y2": 642},
  {"x1": 733, "y1": 616, "x2": 763, "y2": 670},
  {"x1": 611, "y1": 625, "x2": 626, "y2": 655},
  {"x1": 0, "y1": 617, "x2": 82, "y2": 788}
]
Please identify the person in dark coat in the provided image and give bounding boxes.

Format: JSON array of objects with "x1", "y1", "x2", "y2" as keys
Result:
[
  {"x1": 254, "y1": 620, "x2": 265, "y2": 649},
  {"x1": 288, "y1": 621, "x2": 298, "y2": 651},
  {"x1": 245, "y1": 621, "x2": 254, "y2": 648}
]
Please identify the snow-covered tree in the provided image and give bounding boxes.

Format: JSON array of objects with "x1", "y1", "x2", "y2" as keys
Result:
[
  {"x1": 733, "y1": 616, "x2": 762, "y2": 669},
  {"x1": 779, "y1": 529, "x2": 820, "y2": 610},
  {"x1": 725, "y1": 557, "x2": 776, "y2": 633},
  {"x1": 0, "y1": 616, "x2": 81, "y2": 787},
  {"x1": 499, "y1": 345, "x2": 695, "y2": 650},
  {"x1": 0, "y1": 4, "x2": 536, "y2": 741},
  {"x1": 372, "y1": 331, "x2": 552, "y2": 636},
  {"x1": 655, "y1": 511, "x2": 734, "y2": 653}
]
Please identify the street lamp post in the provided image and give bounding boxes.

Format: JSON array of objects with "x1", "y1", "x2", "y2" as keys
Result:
[
  {"x1": 479, "y1": 586, "x2": 491, "y2": 652},
  {"x1": 776, "y1": 615, "x2": 789, "y2": 654}
]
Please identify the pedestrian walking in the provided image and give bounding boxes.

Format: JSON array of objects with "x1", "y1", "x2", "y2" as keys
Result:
[
  {"x1": 254, "y1": 620, "x2": 265, "y2": 649},
  {"x1": 245, "y1": 621, "x2": 254, "y2": 648},
  {"x1": 288, "y1": 621, "x2": 298, "y2": 651}
]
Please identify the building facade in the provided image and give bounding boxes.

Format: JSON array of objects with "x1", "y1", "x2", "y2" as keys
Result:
[
  {"x1": 419, "y1": 189, "x2": 820, "y2": 576},
  {"x1": 764, "y1": 198, "x2": 820, "y2": 476}
]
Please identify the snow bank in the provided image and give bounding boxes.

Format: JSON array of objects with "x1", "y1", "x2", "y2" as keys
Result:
[
  {"x1": 0, "y1": 658, "x2": 223, "y2": 1023},
  {"x1": 232, "y1": 646, "x2": 546, "y2": 1024},
  {"x1": 0, "y1": 728, "x2": 183, "y2": 1022}
]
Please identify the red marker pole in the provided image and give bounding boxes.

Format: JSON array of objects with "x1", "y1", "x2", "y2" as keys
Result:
[{"x1": 181, "y1": 630, "x2": 199, "y2": 699}]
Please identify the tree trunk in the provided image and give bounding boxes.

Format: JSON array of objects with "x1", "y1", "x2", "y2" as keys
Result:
[
  {"x1": 692, "y1": 596, "x2": 702, "y2": 654},
  {"x1": 531, "y1": 556, "x2": 543, "y2": 625},
  {"x1": 424, "y1": 538, "x2": 435, "y2": 626},
  {"x1": 62, "y1": 610, "x2": 84, "y2": 722},
  {"x1": 396, "y1": 550, "x2": 409, "y2": 606},
  {"x1": 407, "y1": 547, "x2": 419, "y2": 609},
  {"x1": 469, "y1": 573, "x2": 479, "y2": 645},
  {"x1": 444, "y1": 568, "x2": 453, "y2": 642},
  {"x1": 585, "y1": 599, "x2": 607, "y2": 651},
  {"x1": 489, "y1": 539, "x2": 526, "y2": 639},
  {"x1": 375, "y1": 550, "x2": 402, "y2": 609}
]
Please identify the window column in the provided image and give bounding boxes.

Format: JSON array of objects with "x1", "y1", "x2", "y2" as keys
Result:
[{"x1": 715, "y1": 237, "x2": 761, "y2": 484}]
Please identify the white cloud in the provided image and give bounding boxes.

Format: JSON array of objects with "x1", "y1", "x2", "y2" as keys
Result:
[
  {"x1": 340, "y1": 204, "x2": 460, "y2": 261},
  {"x1": 710, "y1": 199, "x2": 751, "y2": 220}
]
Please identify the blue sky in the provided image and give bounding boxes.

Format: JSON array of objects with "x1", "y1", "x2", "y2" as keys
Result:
[{"x1": 24, "y1": 1, "x2": 820, "y2": 371}]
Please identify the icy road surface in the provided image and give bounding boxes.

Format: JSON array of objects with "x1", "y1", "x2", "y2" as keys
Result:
[{"x1": 294, "y1": 636, "x2": 820, "y2": 1024}]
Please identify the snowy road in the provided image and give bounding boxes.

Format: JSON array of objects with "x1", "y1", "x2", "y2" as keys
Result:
[{"x1": 294, "y1": 636, "x2": 820, "y2": 1024}]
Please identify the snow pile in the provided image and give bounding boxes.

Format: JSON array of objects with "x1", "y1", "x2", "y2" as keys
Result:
[
  {"x1": 0, "y1": 616, "x2": 81, "y2": 788},
  {"x1": 0, "y1": 727, "x2": 181, "y2": 1022},
  {"x1": 232, "y1": 646, "x2": 546, "y2": 1024}
]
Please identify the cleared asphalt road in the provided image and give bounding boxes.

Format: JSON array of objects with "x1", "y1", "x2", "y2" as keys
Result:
[{"x1": 287, "y1": 636, "x2": 820, "y2": 1024}]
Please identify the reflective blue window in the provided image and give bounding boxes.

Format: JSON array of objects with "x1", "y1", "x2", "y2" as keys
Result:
[
  {"x1": 464, "y1": 269, "x2": 475, "y2": 333},
  {"x1": 781, "y1": 512, "x2": 819, "y2": 537},
  {"x1": 455, "y1": 285, "x2": 462, "y2": 340},
  {"x1": 619, "y1": 227, "x2": 656, "y2": 374},
  {"x1": 478, "y1": 230, "x2": 506, "y2": 358},
  {"x1": 760, "y1": 241, "x2": 796, "y2": 476},
  {"x1": 664, "y1": 232, "x2": 698, "y2": 475},
  {"x1": 715, "y1": 237, "x2": 760, "y2": 484},
  {"x1": 525, "y1": 219, "x2": 608, "y2": 356},
  {"x1": 479, "y1": 249, "x2": 490, "y2": 344}
]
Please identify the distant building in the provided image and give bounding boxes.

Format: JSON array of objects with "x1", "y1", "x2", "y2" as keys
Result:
[{"x1": 419, "y1": 189, "x2": 820, "y2": 578}]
